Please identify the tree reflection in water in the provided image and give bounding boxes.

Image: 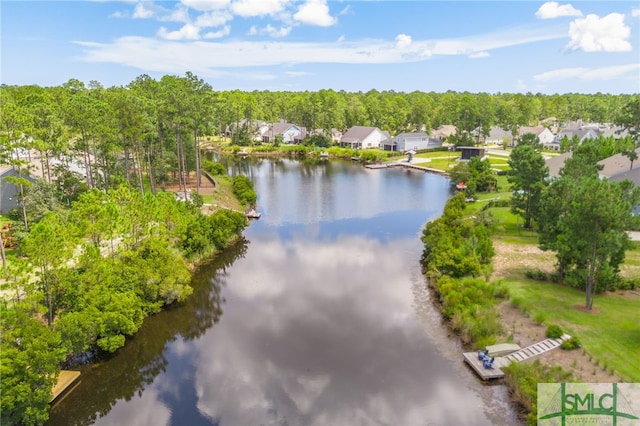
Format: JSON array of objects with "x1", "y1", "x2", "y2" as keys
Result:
[{"x1": 46, "y1": 238, "x2": 248, "y2": 426}]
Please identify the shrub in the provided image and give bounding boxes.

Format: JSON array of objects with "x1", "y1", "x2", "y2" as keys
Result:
[
  {"x1": 525, "y1": 269, "x2": 547, "y2": 281},
  {"x1": 231, "y1": 174, "x2": 257, "y2": 206},
  {"x1": 560, "y1": 336, "x2": 581, "y2": 350},
  {"x1": 546, "y1": 324, "x2": 563, "y2": 339},
  {"x1": 493, "y1": 280, "x2": 510, "y2": 299},
  {"x1": 503, "y1": 360, "x2": 573, "y2": 425},
  {"x1": 202, "y1": 160, "x2": 227, "y2": 176},
  {"x1": 534, "y1": 312, "x2": 546, "y2": 325}
]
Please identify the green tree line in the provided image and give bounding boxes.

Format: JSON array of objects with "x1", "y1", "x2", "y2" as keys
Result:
[{"x1": 1, "y1": 184, "x2": 248, "y2": 425}]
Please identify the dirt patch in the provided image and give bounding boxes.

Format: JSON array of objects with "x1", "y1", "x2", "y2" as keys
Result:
[
  {"x1": 498, "y1": 301, "x2": 618, "y2": 382},
  {"x1": 161, "y1": 171, "x2": 215, "y2": 196},
  {"x1": 572, "y1": 304, "x2": 600, "y2": 314},
  {"x1": 491, "y1": 241, "x2": 555, "y2": 279},
  {"x1": 493, "y1": 241, "x2": 620, "y2": 383}
]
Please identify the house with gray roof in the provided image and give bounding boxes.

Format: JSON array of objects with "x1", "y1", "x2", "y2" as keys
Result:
[
  {"x1": 598, "y1": 148, "x2": 640, "y2": 216},
  {"x1": 339, "y1": 126, "x2": 390, "y2": 149},
  {"x1": 385, "y1": 132, "x2": 434, "y2": 152},
  {"x1": 430, "y1": 125, "x2": 457, "y2": 143},
  {"x1": 518, "y1": 126, "x2": 555, "y2": 147},
  {"x1": 1, "y1": 166, "x2": 36, "y2": 214},
  {"x1": 552, "y1": 128, "x2": 599, "y2": 150},
  {"x1": 545, "y1": 152, "x2": 573, "y2": 179},
  {"x1": 597, "y1": 148, "x2": 640, "y2": 179},
  {"x1": 488, "y1": 126, "x2": 514, "y2": 146},
  {"x1": 262, "y1": 120, "x2": 307, "y2": 144}
]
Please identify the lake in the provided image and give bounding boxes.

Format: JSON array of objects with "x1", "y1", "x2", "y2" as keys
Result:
[{"x1": 47, "y1": 158, "x2": 520, "y2": 426}]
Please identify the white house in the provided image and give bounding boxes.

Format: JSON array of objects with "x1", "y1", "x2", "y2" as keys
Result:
[
  {"x1": 391, "y1": 132, "x2": 432, "y2": 152},
  {"x1": 483, "y1": 126, "x2": 514, "y2": 146},
  {"x1": 262, "y1": 120, "x2": 307, "y2": 144},
  {"x1": 518, "y1": 126, "x2": 555, "y2": 146},
  {"x1": 339, "y1": 126, "x2": 390, "y2": 149},
  {"x1": 552, "y1": 128, "x2": 599, "y2": 149}
]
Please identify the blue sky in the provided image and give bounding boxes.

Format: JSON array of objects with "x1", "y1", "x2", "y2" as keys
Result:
[{"x1": 1, "y1": 1, "x2": 639, "y2": 94}]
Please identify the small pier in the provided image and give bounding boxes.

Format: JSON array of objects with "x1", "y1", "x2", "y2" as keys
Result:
[
  {"x1": 51, "y1": 370, "x2": 81, "y2": 402},
  {"x1": 463, "y1": 334, "x2": 571, "y2": 380},
  {"x1": 364, "y1": 161, "x2": 449, "y2": 176}
]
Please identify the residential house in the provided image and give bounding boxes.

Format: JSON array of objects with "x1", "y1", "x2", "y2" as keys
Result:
[
  {"x1": 0, "y1": 166, "x2": 36, "y2": 214},
  {"x1": 339, "y1": 126, "x2": 391, "y2": 149},
  {"x1": 309, "y1": 128, "x2": 343, "y2": 144},
  {"x1": 545, "y1": 152, "x2": 573, "y2": 179},
  {"x1": 225, "y1": 119, "x2": 268, "y2": 141},
  {"x1": 262, "y1": 120, "x2": 307, "y2": 144},
  {"x1": 430, "y1": 125, "x2": 457, "y2": 145},
  {"x1": 474, "y1": 126, "x2": 513, "y2": 146},
  {"x1": 551, "y1": 127, "x2": 599, "y2": 150},
  {"x1": 387, "y1": 132, "x2": 432, "y2": 152},
  {"x1": 518, "y1": 126, "x2": 555, "y2": 147},
  {"x1": 598, "y1": 148, "x2": 640, "y2": 216},
  {"x1": 597, "y1": 148, "x2": 640, "y2": 179}
]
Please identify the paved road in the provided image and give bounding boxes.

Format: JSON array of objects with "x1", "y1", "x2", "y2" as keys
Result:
[{"x1": 629, "y1": 231, "x2": 640, "y2": 241}]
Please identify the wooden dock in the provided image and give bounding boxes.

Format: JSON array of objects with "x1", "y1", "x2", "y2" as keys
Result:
[
  {"x1": 51, "y1": 370, "x2": 81, "y2": 403},
  {"x1": 364, "y1": 161, "x2": 449, "y2": 176},
  {"x1": 463, "y1": 334, "x2": 571, "y2": 380}
]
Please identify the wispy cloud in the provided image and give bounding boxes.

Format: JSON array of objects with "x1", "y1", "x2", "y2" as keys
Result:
[
  {"x1": 534, "y1": 64, "x2": 640, "y2": 82},
  {"x1": 180, "y1": 0, "x2": 230, "y2": 12},
  {"x1": 75, "y1": 25, "x2": 566, "y2": 76},
  {"x1": 567, "y1": 13, "x2": 631, "y2": 52},
  {"x1": 132, "y1": 2, "x2": 155, "y2": 19},
  {"x1": 468, "y1": 51, "x2": 490, "y2": 59},
  {"x1": 631, "y1": 8, "x2": 640, "y2": 17},
  {"x1": 535, "y1": 2, "x2": 582, "y2": 19},
  {"x1": 248, "y1": 24, "x2": 292, "y2": 38}
]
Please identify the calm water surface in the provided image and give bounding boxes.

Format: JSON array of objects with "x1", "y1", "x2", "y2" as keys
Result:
[{"x1": 48, "y1": 158, "x2": 520, "y2": 426}]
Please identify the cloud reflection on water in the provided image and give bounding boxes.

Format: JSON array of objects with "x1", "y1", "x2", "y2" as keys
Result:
[{"x1": 189, "y1": 233, "x2": 492, "y2": 425}]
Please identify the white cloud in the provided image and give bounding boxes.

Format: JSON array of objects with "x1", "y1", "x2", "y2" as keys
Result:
[
  {"x1": 632, "y1": 8, "x2": 640, "y2": 17},
  {"x1": 337, "y1": 35, "x2": 345, "y2": 43},
  {"x1": 195, "y1": 10, "x2": 233, "y2": 27},
  {"x1": 181, "y1": 0, "x2": 230, "y2": 12},
  {"x1": 567, "y1": 13, "x2": 632, "y2": 52},
  {"x1": 535, "y1": 2, "x2": 582, "y2": 19},
  {"x1": 468, "y1": 51, "x2": 490, "y2": 59},
  {"x1": 75, "y1": 26, "x2": 566, "y2": 75},
  {"x1": 294, "y1": 0, "x2": 336, "y2": 27},
  {"x1": 247, "y1": 24, "x2": 291, "y2": 38},
  {"x1": 160, "y1": 4, "x2": 191, "y2": 23},
  {"x1": 157, "y1": 23, "x2": 201, "y2": 40},
  {"x1": 231, "y1": 0, "x2": 290, "y2": 18},
  {"x1": 534, "y1": 64, "x2": 640, "y2": 82},
  {"x1": 395, "y1": 34, "x2": 412, "y2": 49},
  {"x1": 284, "y1": 71, "x2": 311, "y2": 77},
  {"x1": 203, "y1": 26, "x2": 231, "y2": 39},
  {"x1": 133, "y1": 2, "x2": 155, "y2": 18}
]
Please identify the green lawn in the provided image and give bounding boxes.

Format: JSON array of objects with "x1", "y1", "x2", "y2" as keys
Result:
[{"x1": 505, "y1": 277, "x2": 640, "y2": 382}]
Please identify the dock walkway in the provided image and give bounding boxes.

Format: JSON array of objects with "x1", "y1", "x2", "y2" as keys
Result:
[
  {"x1": 51, "y1": 370, "x2": 81, "y2": 402},
  {"x1": 463, "y1": 334, "x2": 571, "y2": 380},
  {"x1": 365, "y1": 161, "x2": 449, "y2": 176}
]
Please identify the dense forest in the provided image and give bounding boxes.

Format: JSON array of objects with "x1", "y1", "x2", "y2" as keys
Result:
[
  {"x1": 1, "y1": 73, "x2": 638, "y2": 425},
  {"x1": 1, "y1": 74, "x2": 636, "y2": 197}
]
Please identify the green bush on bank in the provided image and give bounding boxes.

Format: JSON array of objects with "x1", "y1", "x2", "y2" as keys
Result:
[
  {"x1": 232, "y1": 174, "x2": 257, "y2": 206},
  {"x1": 421, "y1": 193, "x2": 495, "y2": 278},
  {"x1": 503, "y1": 360, "x2": 574, "y2": 426},
  {"x1": 433, "y1": 276, "x2": 503, "y2": 348}
]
